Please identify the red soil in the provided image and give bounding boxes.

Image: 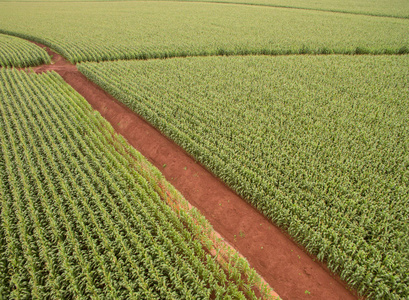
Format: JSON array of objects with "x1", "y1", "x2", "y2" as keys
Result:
[{"x1": 30, "y1": 43, "x2": 358, "y2": 300}]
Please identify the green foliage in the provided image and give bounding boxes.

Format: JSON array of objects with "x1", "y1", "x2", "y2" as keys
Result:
[
  {"x1": 0, "y1": 2, "x2": 408, "y2": 63},
  {"x1": 79, "y1": 55, "x2": 409, "y2": 299},
  {"x1": 184, "y1": 0, "x2": 409, "y2": 18},
  {"x1": 0, "y1": 34, "x2": 50, "y2": 67},
  {"x1": 0, "y1": 68, "x2": 275, "y2": 299},
  {"x1": 1, "y1": 0, "x2": 407, "y2": 19}
]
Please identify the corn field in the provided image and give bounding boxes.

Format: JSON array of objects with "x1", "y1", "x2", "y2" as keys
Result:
[
  {"x1": 0, "y1": 2, "x2": 408, "y2": 64},
  {"x1": 163, "y1": 0, "x2": 409, "y2": 18},
  {"x1": 2, "y1": 0, "x2": 408, "y2": 19},
  {"x1": 0, "y1": 34, "x2": 50, "y2": 67},
  {"x1": 79, "y1": 55, "x2": 409, "y2": 299},
  {"x1": 0, "y1": 68, "x2": 275, "y2": 299}
]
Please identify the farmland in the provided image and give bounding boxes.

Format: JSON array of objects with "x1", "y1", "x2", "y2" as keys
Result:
[
  {"x1": 0, "y1": 34, "x2": 50, "y2": 67},
  {"x1": 1, "y1": 0, "x2": 408, "y2": 18},
  {"x1": 1, "y1": 0, "x2": 408, "y2": 298},
  {"x1": 181, "y1": 0, "x2": 409, "y2": 18},
  {"x1": 0, "y1": 2, "x2": 408, "y2": 63},
  {"x1": 0, "y1": 68, "x2": 274, "y2": 299},
  {"x1": 79, "y1": 55, "x2": 409, "y2": 299}
]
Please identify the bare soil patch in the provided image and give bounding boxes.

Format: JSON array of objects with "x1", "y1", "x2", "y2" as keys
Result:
[{"x1": 27, "y1": 42, "x2": 359, "y2": 300}]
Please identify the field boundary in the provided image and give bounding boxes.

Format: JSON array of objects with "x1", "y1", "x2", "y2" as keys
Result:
[{"x1": 112, "y1": 135, "x2": 281, "y2": 299}]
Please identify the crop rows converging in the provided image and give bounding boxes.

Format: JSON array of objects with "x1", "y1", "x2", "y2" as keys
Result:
[
  {"x1": 0, "y1": 34, "x2": 50, "y2": 67},
  {"x1": 79, "y1": 55, "x2": 409, "y2": 299},
  {"x1": 0, "y1": 68, "x2": 275, "y2": 299},
  {"x1": 0, "y1": 2, "x2": 408, "y2": 63}
]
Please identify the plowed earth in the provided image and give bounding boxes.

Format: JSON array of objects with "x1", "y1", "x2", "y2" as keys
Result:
[{"x1": 23, "y1": 42, "x2": 359, "y2": 300}]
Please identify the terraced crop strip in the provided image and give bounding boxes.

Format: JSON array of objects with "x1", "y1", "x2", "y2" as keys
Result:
[
  {"x1": 0, "y1": 2, "x2": 408, "y2": 63},
  {"x1": 79, "y1": 55, "x2": 409, "y2": 299},
  {"x1": 0, "y1": 34, "x2": 50, "y2": 67},
  {"x1": 0, "y1": 68, "x2": 275, "y2": 299}
]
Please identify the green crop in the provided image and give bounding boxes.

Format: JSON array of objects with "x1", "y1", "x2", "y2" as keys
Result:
[
  {"x1": 79, "y1": 55, "x2": 409, "y2": 299},
  {"x1": 0, "y1": 34, "x2": 50, "y2": 67},
  {"x1": 1, "y1": 0, "x2": 407, "y2": 19},
  {"x1": 0, "y1": 68, "x2": 276, "y2": 299},
  {"x1": 182, "y1": 0, "x2": 409, "y2": 18},
  {"x1": 0, "y1": 2, "x2": 408, "y2": 63}
]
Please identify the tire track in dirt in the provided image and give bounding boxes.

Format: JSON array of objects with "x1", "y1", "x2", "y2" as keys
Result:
[{"x1": 25, "y1": 42, "x2": 359, "y2": 300}]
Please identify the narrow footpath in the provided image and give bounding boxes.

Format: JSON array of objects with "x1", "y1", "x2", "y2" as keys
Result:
[{"x1": 28, "y1": 42, "x2": 359, "y2": 300}]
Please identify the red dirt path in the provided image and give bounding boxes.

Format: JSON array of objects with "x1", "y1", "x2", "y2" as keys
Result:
[{"x1": 30, "y1": 44, "x2": 359, "y2": 300}]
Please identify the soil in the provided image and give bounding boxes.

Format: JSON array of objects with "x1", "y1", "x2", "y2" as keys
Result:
[{"x1": 25, "y1": 43, "x2": 359, "y2": 300}]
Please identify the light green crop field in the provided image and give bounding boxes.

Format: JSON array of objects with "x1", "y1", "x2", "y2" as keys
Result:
[
  {"x1": 0, "y1": 0, "x2": 407, "y2": 19},
  {"x1": 1, "y1": 0, "x2": 408, "y2": 298},
  {"x1": 186, "y1": 0, "x2": 409, "y2": 18},
  {"x1": 0, "y1": 34, "x2": 50, "y2": 67},
  {"x1": 79, "y1": 55, "x2": 409, "y2": 299},
  {"x1": 0, "y1": 2, "x2": 408, "y2": 63},
  {"x1": 0, "y1": 68, "x2": 274, "y2": 299}
]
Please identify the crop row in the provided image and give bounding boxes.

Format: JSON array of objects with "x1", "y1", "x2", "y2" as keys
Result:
[
  {"x1": 0, "y1": 34, "x2": 50, "y2": 67},
  {"x1": 0, "y1": 2, "x2": 408, "y2": 63},
  {"x1": 0, "y1": 68, "x2": 275, "y2": 299},
  {"x1": 78, "y1": 55, "x2": 409, "y2": 299}
]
